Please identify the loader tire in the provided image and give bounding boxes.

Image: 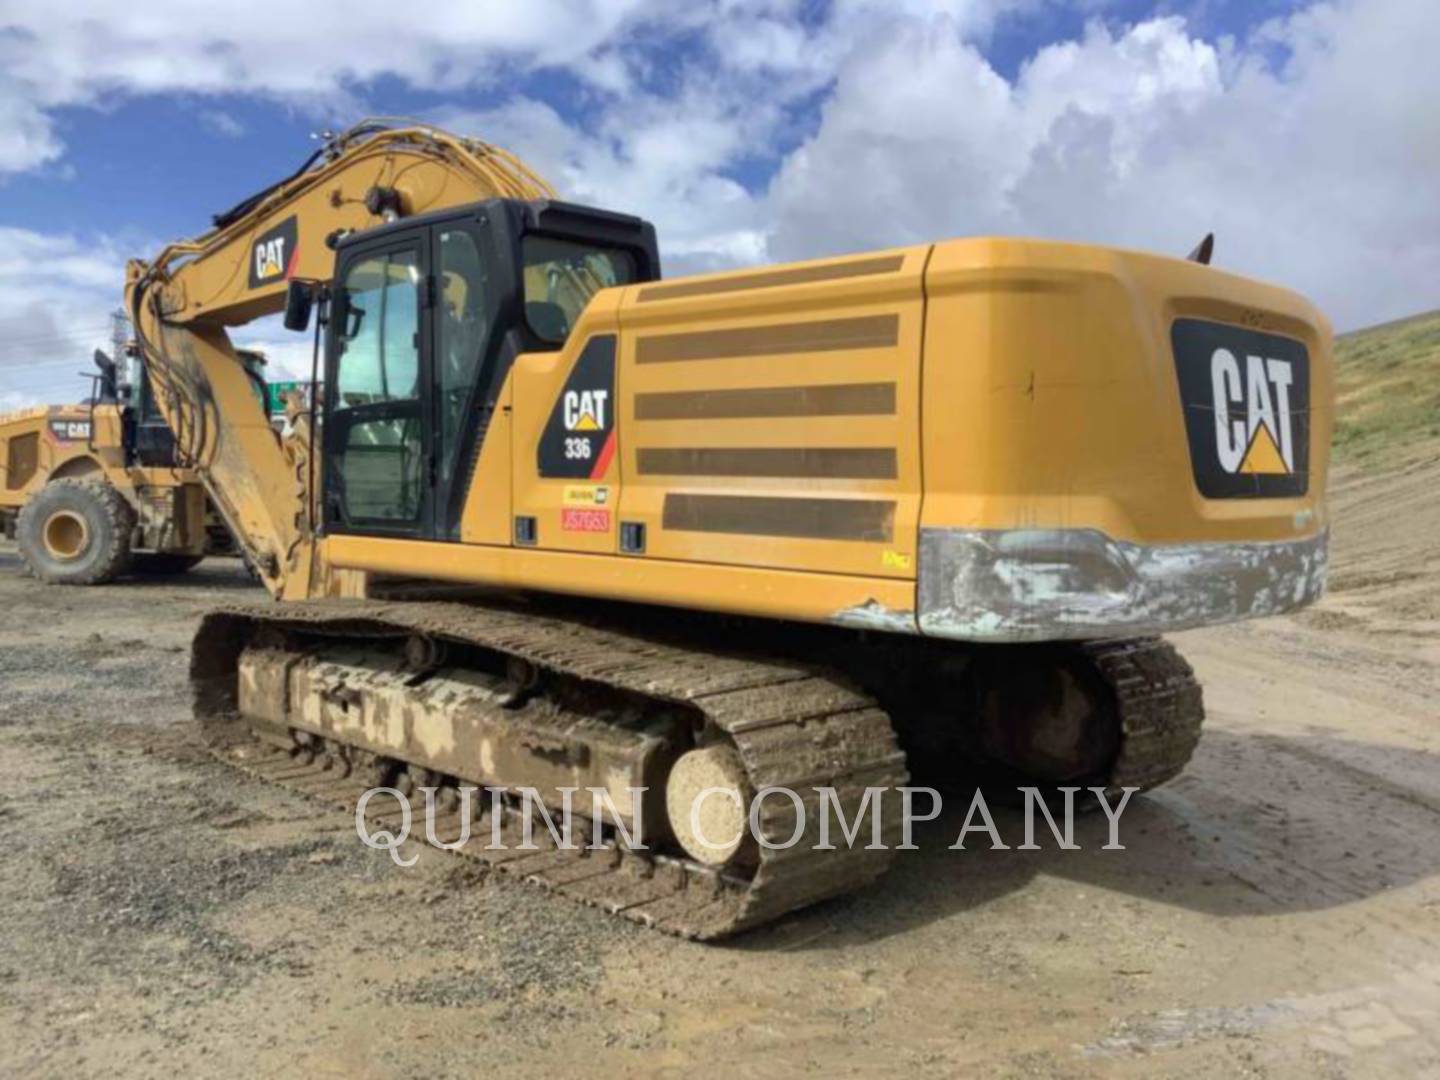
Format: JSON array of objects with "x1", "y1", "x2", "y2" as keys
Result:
[
  {"x1": 16, "y1": 479, "x2": 134, "y2": 585},
  {"x1": 133, "y1": 553, "x2": 205, "y2": 575}
]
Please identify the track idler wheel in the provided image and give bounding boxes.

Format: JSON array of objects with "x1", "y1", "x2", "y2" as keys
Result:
[{"x1": 665, "y1": 743, "x2": 758, "y2": 869}]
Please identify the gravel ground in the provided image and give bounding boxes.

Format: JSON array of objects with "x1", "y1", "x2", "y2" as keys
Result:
[{"x1": 1, "y1": 459, "x2": 1438, "y2": 1078}]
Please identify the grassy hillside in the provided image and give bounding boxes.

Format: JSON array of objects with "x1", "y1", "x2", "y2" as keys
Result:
[{"x1": 1333, "y1": 308, "x2": 1440, "y2": 467}]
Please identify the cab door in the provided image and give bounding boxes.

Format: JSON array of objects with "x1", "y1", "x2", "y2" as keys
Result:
[
  {"x1": 323, "y1": 234, "x2": 434, "y2": 538},
  {"x1": 429, "y1": 220, "x2": 509, "y2": 540}
]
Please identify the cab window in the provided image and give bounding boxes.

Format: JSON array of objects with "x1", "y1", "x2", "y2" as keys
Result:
[
  {"x1": 330, "y1": 248, "x2": 424, "y2": 525},
  {"x1": 521, "y1": 236, "x2": 636, "y2": 344},
  {"x1": 335, "y1": 250, "x2": 421, "y2": 406},
  {"x1": 436, "y1": 227, "x2": 493, "y2": 488}
]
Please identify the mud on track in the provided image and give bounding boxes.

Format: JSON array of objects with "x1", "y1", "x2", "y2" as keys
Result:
[{"x1": 1, "y1": 460, "x2": 1439, "y2": 1077}]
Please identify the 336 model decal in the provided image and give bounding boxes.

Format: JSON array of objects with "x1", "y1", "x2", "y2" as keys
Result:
[{"x1": 538, "y1": 335, "x2": 617, "y2": 482}]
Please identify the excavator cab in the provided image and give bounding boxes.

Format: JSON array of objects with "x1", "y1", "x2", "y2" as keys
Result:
[{"x1": 316, "y1": 199, "x2": 659, "y2": 543}]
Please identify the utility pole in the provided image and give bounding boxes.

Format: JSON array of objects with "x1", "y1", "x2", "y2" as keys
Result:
[{"x1": 110, "y1": 309, "x2": 131, "y2": 385}]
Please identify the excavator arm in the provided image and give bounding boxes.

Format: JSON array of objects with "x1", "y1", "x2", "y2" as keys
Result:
[{"x1": 124, "y1": 120, "x2": 554, "y2": 598}]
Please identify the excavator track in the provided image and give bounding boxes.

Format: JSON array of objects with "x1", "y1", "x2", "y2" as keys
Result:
[
  {"x1": 192, "y1": 598, "x2": 910, "y2": 940},
  {"x1": 1081, "y1": 637, "x2": 1205, "y2": 795},
  {"x1": 190, "y1": 602, "x2": 1202, "y2": 938}
]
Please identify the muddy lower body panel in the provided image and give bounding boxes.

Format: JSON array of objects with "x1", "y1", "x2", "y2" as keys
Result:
[{"x1": 237, "y1": 646, "x2": 673, "y2": 834}]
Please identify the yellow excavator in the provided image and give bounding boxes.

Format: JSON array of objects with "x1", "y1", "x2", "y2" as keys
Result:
[{"x1": 125, "y1": 119, "x2": 1331, "y2": 938}]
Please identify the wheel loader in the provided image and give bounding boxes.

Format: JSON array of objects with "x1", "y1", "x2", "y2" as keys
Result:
[
  {"x1": 122, "y1": 120, "x2": 1331, "y2": 938},
  {"x1": 0, "y1": 348, "x2": 253, "y2": 583}
]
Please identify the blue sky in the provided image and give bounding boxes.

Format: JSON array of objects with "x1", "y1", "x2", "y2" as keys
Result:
[
  {"x1": 0, "y1": 0, "x2": 1432, "y2": 405},
  {"x1": 4, "y1": 0, "x2": 1299, "y2": 238}
]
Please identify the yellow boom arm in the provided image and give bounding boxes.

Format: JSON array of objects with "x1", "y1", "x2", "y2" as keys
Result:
[{"x1": 124, "y1": 119, "x2": 553, "y2": 598}]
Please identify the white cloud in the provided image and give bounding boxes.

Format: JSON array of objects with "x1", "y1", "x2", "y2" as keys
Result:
[
  {"x1": 428, "y1": 1, "x2": 1043, "y2": 275},
  {"x1": 0, "y1": 231, "x2": 316, "y2": 405},
  {"x1": 232, "y1": 314, "x2": 321, "y2": 384},
  {"x1": 0, "y1": 390, "x2": 37, "y2": 413},
  {"x1": 762, "y1": 15, "x2": 1225, "y2": 258},
  {"x1": 0, "y1": 0, "x2": 658, "y2": 174},
  {"x1": 762, "y1": 3, "x2": 1439, "y2": 328},
  {"x1": 0, "y1": 79, "x2": 62, "y2": 175},
  {"x1": 0, "y1": 0, "x2": 1435, "y2": 340},
  {"x1": 435, "y1": 95, "x2": 770, "y2": 276},
  {"x1": 198, "y1": 109, "x2": 246, "y2": 138},
  {"x1": 0, "y1": 228, "x2": 132, "y2": 405},
  {"x1": 434, "y1": 1, "x2": 1439, "y2": 328}
]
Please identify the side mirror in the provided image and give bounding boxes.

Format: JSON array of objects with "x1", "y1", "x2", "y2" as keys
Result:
[{"x1": 283, "y1": 279, "x2": 315, "y2": 332}]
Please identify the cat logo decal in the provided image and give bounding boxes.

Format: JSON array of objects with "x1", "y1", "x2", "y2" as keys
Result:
[{"x1": 1172, "y1": 319, "x2": 1310, "y2": 499}]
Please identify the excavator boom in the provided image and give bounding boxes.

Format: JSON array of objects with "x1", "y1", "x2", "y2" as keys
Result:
[{"x1": 125, "y1": 120, "x2": 554, "y2": 597}]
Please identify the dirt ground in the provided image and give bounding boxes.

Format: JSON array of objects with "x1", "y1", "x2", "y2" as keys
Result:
[{"x1": 1, "y1": 457, "x2": 1438, "y2": 1078}]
